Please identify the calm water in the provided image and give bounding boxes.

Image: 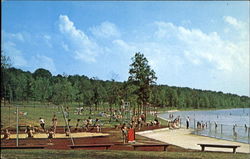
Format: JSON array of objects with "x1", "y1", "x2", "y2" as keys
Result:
[{"x1": 159, "y1": 108, "x2": 250, "y2": 143}]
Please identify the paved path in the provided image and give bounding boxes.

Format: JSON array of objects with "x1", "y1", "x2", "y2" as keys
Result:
[{"x1": 137, "y1": 128, "x2": 250, "y2": 153}]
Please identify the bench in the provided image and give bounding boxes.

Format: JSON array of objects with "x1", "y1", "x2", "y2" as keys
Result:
[
  {"x1": 69, "y1": 144, "x2": 113, "y2": 150},
  {"x1": 198, "y1": 144, "x2": 240, "y2": 153},
  {"x1": 1, "y1": 145, "x2": 46, "y2": 149},
  {"x1": 132, "y1": 144, "x2": 170, "y2": 151}
]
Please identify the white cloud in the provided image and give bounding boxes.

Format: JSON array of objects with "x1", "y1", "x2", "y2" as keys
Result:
[
  {"x1": 223, "y1": 16, "x2": 242, "y2": 28},
  {"x1": 223, "y1": 16, "x2": 249, "y2": 41},
  {"x1": 59, "y1": 15, "x2": 101, "y2": 62},
  {"x1": 30, "y1": 55, "x2": 56, "y2": 73},
  {"x1": 43, "y1": 35, "x2": 51, "y2": 40},
  {"x1": 61, "y1": 42, "x2": 69, "y2": 51},
  {"x1": 90, "y1": 21, "x2": 120, "y2": 38},
  {"x1": 112, "y1": 39, "x2": 136, "y2": 53},
  {"x1": 3, "y1": 31, "x2": 24, "y2": 42},
  {"x1": 43, "y1": 34, "x2": 52, "y2": 48},
  {"x1": 3, "y1": 41, "x2": 27, "y2": 67},
  {"x1": 154, "y1": 20, "x2": 248, "y2": 72},
  {"x1": 101, "y1": 18, "x2": 247, "y2": 95},
  {"x1": 151, "y1": 19, "x2": 249, "y2": 95}
]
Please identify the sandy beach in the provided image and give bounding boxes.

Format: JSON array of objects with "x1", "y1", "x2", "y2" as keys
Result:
[
  {"x1": 1, "y1": 132, "x2": 109, "y2": 139},
  {"x1": 137, "y1": 128, "x2": 250, "y2": 153}
]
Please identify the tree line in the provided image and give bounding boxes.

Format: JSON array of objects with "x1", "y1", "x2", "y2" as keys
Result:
[{"x1": 1, "y1": 53, "x2": 249, "y2": 113}]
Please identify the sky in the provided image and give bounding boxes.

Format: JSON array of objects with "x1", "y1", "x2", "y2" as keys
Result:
[{"x1": 2, "y1": 1, "x2": 249, "y2": 96}]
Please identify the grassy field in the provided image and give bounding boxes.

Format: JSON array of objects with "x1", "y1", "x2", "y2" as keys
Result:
[
  {"x1": 1, "y1": 102, "x2": 168, "y2": 129},
  {"x1": 1, "y1": 149, "x2": 249, "y2": 159}
]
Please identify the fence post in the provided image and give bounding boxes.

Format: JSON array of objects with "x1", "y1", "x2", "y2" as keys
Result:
[
  {"x1": 248, "y1": 127, "x2": 250, "y2": 144},
  {"x1": 221, "y1": 124, "x2": 222, "y2": 135},
  {"x1": 194, "y1": 119, "x2": 196, "y2": 129},
  {"x1": 16, "y1": 106, "x2": 19, "y2": 147},
  {"x1": 180, "y1": 118, "x2": 181, "y2": 128},
  {"x1": 209, "y1": 121, "x2": 211, "y2": 135}
]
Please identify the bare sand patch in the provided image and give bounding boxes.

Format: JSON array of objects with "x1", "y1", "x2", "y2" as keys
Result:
[
  {"x1": 1, "y1": 132, "x2": 109, "y2": 139},
  {"x1": 137, "y1": 128, "x2": 250, "y2": 153}
]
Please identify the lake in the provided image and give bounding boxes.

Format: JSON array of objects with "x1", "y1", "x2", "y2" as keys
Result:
[{"x1": 159, "y1": 108, "x2": 250, "y2": 144}]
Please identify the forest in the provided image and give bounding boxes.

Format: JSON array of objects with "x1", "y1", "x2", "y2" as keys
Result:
[{"x1": 1, "y1": 53, "x2": 249, "y2": 112}]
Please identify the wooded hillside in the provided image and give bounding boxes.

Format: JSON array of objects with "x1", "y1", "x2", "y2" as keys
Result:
[{"x1": 1, "y1": 67, "x2": 249, "y2": 109}]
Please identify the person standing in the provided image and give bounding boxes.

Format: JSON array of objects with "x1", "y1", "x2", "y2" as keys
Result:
[
  {"x1": 39, "y1": 117, "x2": 46, "y2": 132},
  {"x1": 48, "y1": 128, "x2": 55, "y2": 143},
  {"x1": 121, "y1": 123, "x2": 128, "y2": 144},
  {"x1": 52, "y1": 115, "x2": 57, "y2": 133},
  {"x1": 186, "y1": 116, "x2": 190, "y2": 129},
  {"x1": 75, "y1": 119, "x2": 81, "y2": 131}
]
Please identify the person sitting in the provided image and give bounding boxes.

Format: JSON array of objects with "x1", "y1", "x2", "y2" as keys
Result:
[
  {"x1": 25, "y1": 125, "x2": 34, "y2": 138},
  {"x1": 3, "y1": 129, "x2": 10, "y2": 139},
  {"x1": 65, "y1": 127, "x2": 70, "y2": 136},
  {"x1": 154, "y1": 116, "x2": 160, "y2": 127}
]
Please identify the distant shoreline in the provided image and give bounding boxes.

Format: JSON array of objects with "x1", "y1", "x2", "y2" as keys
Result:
[{"x1": 156, "y1": 107, "x2": 248, "y2": 114}]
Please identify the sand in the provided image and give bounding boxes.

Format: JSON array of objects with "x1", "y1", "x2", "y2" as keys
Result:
[
  {"x1": 136, "y1": 128, "x2": 250, "y2": 153},
  {"x1": 1, "y1": 132, "x2": 109, "y2": 139}
]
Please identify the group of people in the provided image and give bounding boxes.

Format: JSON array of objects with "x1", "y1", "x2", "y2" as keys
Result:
[
  {"x1": 129, "y1": 113, "x2": 147, "y2": 130},
  {"x1": 120, "y1": 123, "x2": 135, "y2": 144},
  {"x1": 196, "y1": 121, "x2": 208, "y2": 129},
  {"x1": 78, "y1": 117, "x2": 102, "y2": 132},
  {"x1": 168, "y1": 116, "x2": 181, "y2": 129}
]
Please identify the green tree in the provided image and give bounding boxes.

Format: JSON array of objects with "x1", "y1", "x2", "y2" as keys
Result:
[
  {"x1": 33, "y1": 68, "x2": 52, "y2": 79},
  {"x1": 32, "y1": 77, "x2": 51, "y2": 103},
  {"x1": 128, "y1": 52, "x2": 157, "y2": 119},
  {"x1": 1, "y1": 54, "x2": 12, "y2": 104}
]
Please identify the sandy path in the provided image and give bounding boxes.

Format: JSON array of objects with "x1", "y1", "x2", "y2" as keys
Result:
[
  {"x1": 1, "y1": 132, "x2": 109, "y2": 139},
  {"x1": 137, "y1": 128, "x2": 250, "y2": 153}
]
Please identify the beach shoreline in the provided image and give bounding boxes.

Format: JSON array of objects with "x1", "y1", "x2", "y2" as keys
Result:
[{"x1": 136, "y1": 127, "x2": 250, "y2": 153}]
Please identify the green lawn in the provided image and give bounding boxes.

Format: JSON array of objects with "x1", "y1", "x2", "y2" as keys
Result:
[
  {"x1": 1, "y1": 149, "x2": 248, "y2": 159},
  {"x1": 1, "y1": 102, "x2": 169, "y2": 129}
]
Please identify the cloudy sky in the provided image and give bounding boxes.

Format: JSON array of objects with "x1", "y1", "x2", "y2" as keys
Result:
[{"x1": 2, "y1": 1, "x2": 249, "y2": 96}]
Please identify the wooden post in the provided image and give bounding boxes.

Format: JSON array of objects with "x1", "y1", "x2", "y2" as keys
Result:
[
  {"x1": 61, "y1": 105, "x2": 75, "y2": 146},
  {"x1": 16, "y1": 106, "x2": 19, "y2": 147},
  {"x1": 221, "y1": 124, "x2": 223, "y2": 135},
  {"x1": 248, "y1": 127, "x2": 250, "y2": 144}
]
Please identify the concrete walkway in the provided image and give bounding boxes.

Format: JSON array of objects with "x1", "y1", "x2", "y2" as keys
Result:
[{"x1": 137, "y1": 128, "x2": 250, "y2": 153}]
